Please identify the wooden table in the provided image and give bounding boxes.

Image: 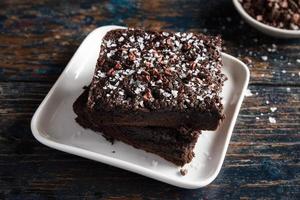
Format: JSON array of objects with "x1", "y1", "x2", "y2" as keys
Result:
[{"x1": 0, "y1": 0, "x2": 299, "y2": 199}]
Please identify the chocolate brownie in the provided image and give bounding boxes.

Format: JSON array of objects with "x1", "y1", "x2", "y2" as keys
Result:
[
  {"x1": 73, "y1": 88, "x2": 200, "y2": 166},
  {"x1": 87, "y1": 28, "x2": 226, "y2": 130}
]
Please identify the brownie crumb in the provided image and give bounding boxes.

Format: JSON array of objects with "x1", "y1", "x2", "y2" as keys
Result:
[
  {"x1": 240, "y1": 0, "x2": 300, "y2": 30},
  {"x1": 180, "y1": 168, "x2": 188, "y2": 176}
]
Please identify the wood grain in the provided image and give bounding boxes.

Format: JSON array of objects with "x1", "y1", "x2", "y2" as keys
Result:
[
  {"x1": 0, "y1": 0, "x2": 299, "y2": 84},
  {"x1": 0, "y1": 0, "x2": 299, "y2": 199}
]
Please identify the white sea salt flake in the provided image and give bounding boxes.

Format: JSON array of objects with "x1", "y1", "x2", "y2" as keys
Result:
[
  {"x1": 105, "y1": 40, "x2": 112, "y2": 47},
  {"x1": 139, "y1": 101, "x2": 144, "y2": 107},
  {"x1": 290, "y1": 23, "x2": 299, "y2": 30},
  {"x1": 157, "y1": 80, "x2": 162, "y2": 84},
  {"x1": 245, "y1": 89, "x2": 253, "y2": 97},
  {"x1": 186, "y1": 33, "x2": 193, "y2": 40},
  {"x1": 269, "y1": 117, "x2": 276, "y2": 124},
  {"x1": 175, "y1": 32, "x2": 181, "y2": 37},
  {"x1": 162, "y1": 32, "x2": 169, "y2": 37},
  {"x1": 155, "y1": 41, "x2": 160, "y2": 47},
  {"x1": 118, "y1": 90, "x2": 124, "y2": 96},
  {"x1": 137, "y1": 37, "x2": 143, "y2": 43},
  {"x1": 118, "y1": 37, "x2": 124, "y2": 42},
  {"x1": 171, "y1": 90, "x2": 178, "y2": 98},
  {"x1": 163, "y1": 91, "x2": 171, "y2": 98},
  {"x1": 134, "y1": 87, "x2": 142, "y2": 94},
  {"x1": 97, "y1": 71, "x2": 106, "y2": 78},
  {"x1": 261, "y1": 56, "x2": 268, "y2": 61},
  {"x1": 196, "y1": 95, "x2": 203, "y2": 101},
  {"x1": 129, "y1": 36, "x2": 135, "y2": 43},
  {"x1": 270, "y1": 107, "x2": 277, "y2": 112},
  {"x1": 107, "y1": 84, "x2": 117, "y2": 90}
]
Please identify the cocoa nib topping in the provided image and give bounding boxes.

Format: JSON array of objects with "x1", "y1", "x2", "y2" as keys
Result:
[
  {"x1": 92, "y1": 28, "x2": 226, "y2": 111},
  {"x1": 240, "y1": 0, "x2": 300, "y2": 30}
]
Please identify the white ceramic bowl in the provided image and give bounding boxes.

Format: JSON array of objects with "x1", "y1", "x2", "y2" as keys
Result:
[{"x1": 233, "y1": 0, "x2": 300, "y2": 38}]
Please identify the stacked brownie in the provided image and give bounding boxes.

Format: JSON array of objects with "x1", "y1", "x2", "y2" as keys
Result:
[
  {"x1": 240, "y1": 0, "x2": 300, "y2": 30},
  {"x1": 73, "y1": 28, "x2": 227, "y2": 166}
]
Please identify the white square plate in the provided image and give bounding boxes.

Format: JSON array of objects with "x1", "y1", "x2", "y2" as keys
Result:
[{"x1": 31, "y1": 25, "x2": 249, "y2": 189}]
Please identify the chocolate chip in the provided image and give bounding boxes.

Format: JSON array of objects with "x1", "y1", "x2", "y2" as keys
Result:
[
  {"x1": 143, "y1": 88, "x2": 153, "y2": 101},
  {"x1": 164, "y1": 68, "x2": 173, "y2": 76},
  {"x1": 190, "y1": 61, "x2": 197, "y2": 70},
  {"x1": 152, "y1": 88, "x2": 161, "y2": 99},
  {"x1": 107, "y1": 68, "x2": 115, "y2": 76},
  {"x1": 152, "y1": 68, "x2": 159, "y2": 76},
  {"x1": 128, "y1": 52, "x2": 136, "y2": 61},
  {"x1": 114, "y1": 62, "x2": 122, "y2": 69},
  {"x1": 141, "y1": 70, "x2": 150, "y2": 76}
]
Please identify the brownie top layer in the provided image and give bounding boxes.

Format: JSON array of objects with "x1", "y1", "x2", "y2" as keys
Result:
[{"x1": 88, "y1": 28, "x2": 226, "y2": 112}]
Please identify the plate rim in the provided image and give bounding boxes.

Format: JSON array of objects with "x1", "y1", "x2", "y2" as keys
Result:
[{"x1": 31, "y1": 25, "x2": 250, "y2": 189}]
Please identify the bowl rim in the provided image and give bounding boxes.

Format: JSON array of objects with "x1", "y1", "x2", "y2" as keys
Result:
[{"x1": 232, "y1": 0, "x2": 300, "y2": 36}]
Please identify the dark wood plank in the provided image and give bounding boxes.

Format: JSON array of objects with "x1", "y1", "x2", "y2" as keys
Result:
[
  {"x1": 0, "y1": 0, "x2": 299, "y2": 85},
  {"x1": 0, "y1": 82, "x2": 299, "y2": 199}
]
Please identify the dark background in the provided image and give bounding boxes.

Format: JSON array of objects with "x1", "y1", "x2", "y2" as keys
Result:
[{"x1": 0, "y1": 0, "x2": 299, "y2": 199}]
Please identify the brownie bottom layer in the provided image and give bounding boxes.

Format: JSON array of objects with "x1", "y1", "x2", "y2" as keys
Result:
[
  {"x1": 86, "y1": 108, "x2": 222, "y2": 130},
  {"x1": 73, "y1": 89, "x2": 200, "y2": 166}
]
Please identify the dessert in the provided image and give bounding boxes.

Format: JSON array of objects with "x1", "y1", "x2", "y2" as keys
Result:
[
  {"x1": 240, "y1": 0, "x2": 300, "y2": 30},
  {"x1": 86, "y1": 28, "x2": 226, "y2": 130},
  {"x1": 73, "y1": 88, "x2": 200, "y2": 166}
]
